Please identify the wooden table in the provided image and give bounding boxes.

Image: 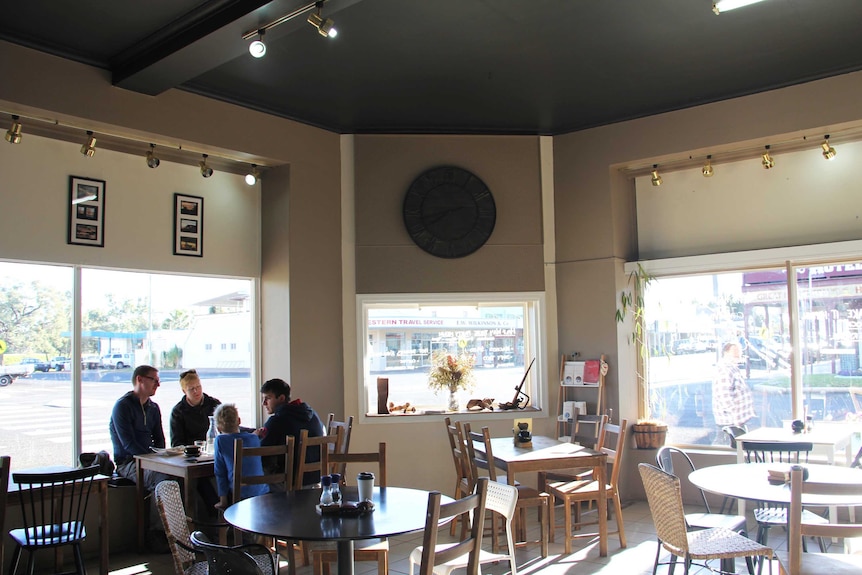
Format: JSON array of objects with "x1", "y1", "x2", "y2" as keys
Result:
[
  {"x1": 134, "y1": 452, "x2": 215, "y2": 551},
  {"x1": 736, "y1": 425, "x2": 855, "y2": 465},
  {"x1": 224, "y1": 486, "x2": 445, "y2": 575},
  {"x1": 472, "y1": 435, "x2": 609, "y2": 556},
  {"x1": 7, "y1": 469, "x2": 109, "y2": 575}
]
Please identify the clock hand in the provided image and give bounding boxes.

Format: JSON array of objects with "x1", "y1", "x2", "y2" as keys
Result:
[{"x1": 424, "y1": 206, "x2": 466, "y2": 224}]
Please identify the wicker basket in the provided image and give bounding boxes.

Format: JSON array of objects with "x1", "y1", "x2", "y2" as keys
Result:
[{"x1": 631, "y1": 423, "x2": 668, "y2": 449}]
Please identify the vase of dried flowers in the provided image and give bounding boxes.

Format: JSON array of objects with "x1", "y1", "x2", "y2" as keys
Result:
[{"x1": 428, "y1": 351, "x2": 476, "y2": 412}]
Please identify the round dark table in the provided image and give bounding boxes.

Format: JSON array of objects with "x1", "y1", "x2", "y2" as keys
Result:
[{"x1": 224, "y1": 486, "x2": 444, "y2": 575}]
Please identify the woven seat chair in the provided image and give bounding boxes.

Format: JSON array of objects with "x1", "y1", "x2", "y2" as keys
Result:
[
  {"x1": 155, "y1": 480, "x2": 216, "y2": 575},
  {"x1": 639, "y1": 463, "x2": 774, "y2": 575},
  {"x1": 190, "y1": 530, "x2": 276, "y2": 575}
]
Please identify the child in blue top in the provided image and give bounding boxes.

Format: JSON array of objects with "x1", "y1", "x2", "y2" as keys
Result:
[{"x1": 213, "y1": 403, "x2": 268, "y2": 510}]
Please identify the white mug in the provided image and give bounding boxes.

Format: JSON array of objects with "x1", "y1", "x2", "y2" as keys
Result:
[{"x1": 357, "y1": 472, "x2": 375, "y2": 501}]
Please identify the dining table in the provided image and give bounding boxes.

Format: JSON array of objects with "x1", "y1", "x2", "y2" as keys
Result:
[
  {"x1": 134, "y1": 450, "x2": 215, "y2": 551},
  {"x1": 224, "y1": 486, "x2": 447, "y2": 575},
  {"x1": 471, "y1": 434, "x2": 610, "y2": 556},
  {"x1": 735, "y1": 425, "x2": 855, "y2": 465}
]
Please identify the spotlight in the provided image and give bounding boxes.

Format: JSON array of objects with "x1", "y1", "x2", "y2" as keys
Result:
[
  {"x1": 80, "y1": 130, "x2": 97, "y2": 157},
  {"x1": 712, "y1": 0, "x2": 768, "y2": 15},
  {"x1": 146, "y1": 144, "x2": 160, "y2": 168},
  {"x1": 199, "y1": 154, "x2": 213, "y2": 178},
  {"x1": 308, "y1": 2, "x2": 337, "y2": 38},
  {"x1": 761, "y1": 145, "x2": 774, "y2": 169},
  {"x1": 650, "y1": 164, "x2": 663, "y2": 187},
  {"x1": 821, "y1": 135, "x2": 836, "y2": 160},
  {"x1": 702, "y1": 155, "x2": 714, "y2": 177},
  {"x1": 245, "y1": 164, "x2": 260, "y2": 186},
  {"x1": 5, "y1": 115, "x2": 22, "y2": 144},
  {"x1": 249, "y1": 29, "x2": 266, "y2": 58}
]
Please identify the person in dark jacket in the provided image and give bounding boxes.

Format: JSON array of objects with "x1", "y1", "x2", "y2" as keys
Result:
[
  {"x1": 169, "y1": 369, "x2": 221, "y2": 447},
  {"x1": 254, "y1": 378, "x2": 325, "y2": 488}
]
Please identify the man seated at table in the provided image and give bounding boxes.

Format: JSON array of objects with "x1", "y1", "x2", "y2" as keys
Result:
[
  {"x1": 254, "y1": 378, "x2": 325, "y2": 489},
  {"x1": 108, "y1": 364, "x2": 171, "y2": 551},
  {"x1": 213, "y1": 403, "x2": 268, "y2": 510}
]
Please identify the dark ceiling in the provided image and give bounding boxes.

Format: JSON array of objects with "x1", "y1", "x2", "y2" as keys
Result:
[{"x1": 3, "y1": 0, "x2": 862, "y2": 135}]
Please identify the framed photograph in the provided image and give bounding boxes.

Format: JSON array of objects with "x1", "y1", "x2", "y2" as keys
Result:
[
  {"x1": 174, "y1": 193, "x2": 203, "y2": 257},
  {"x1": 67, "y1": 176, "x2": 105, "y2": 247}
]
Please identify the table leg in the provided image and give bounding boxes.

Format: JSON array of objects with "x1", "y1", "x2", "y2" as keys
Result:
[
  {"x1": 99, "y1": 480, "x2": 109, "y2": 575},
  {"x1": 336, "y1": 540, "x2": 354, "y2": 575},
  {"x1": 597, "y1": 465, "x2": 607, "y2": 557},
  {"x1": 136, "y1": 460, "x2": 145, "y2": 552}
]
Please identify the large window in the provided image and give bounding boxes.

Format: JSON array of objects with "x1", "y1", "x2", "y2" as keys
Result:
[
  {"x1": 358, "y1": 293, "x2": 546, "y2": 418},
  {"x1": 643, "y1": 258, "x2": 862, "y2": 447},
  {"x1": 0, "y1": 261, "x2": 254, "y2": 471}
]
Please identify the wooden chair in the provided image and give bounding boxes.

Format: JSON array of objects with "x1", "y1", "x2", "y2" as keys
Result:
[
  {"x1": 740, "y1": 440, "x2": 827, "y2": 550},
  {"x1": 464, "y1": 424, "x2": 549, "y2": 557},
  {"x1": 311, "y1": 443, "x2": 389, "y2": 575},
  {"x1": 538, "y1": 412, "x2": 607, "y2": 491},
  {"x1": 9, "y1": 465, "x2": 100, "y2": 575},
  {"x1": 294, "y1": 428, "x2": 342, "y2": 489},
  {"x1": 325, "y1": 413, "x2": 354, "y2": 477},
  {"x1": 232, "y1": 435, "x2": 297, "y2": 572},
  {"x1": 546, "y1": 419, "x2": 628, "y2": 554},
  {"x1": 783, "y1": 465, "x2": 862, "y2": 575},
  {"x1": 638, "y1": 463, "x2": 774, "y2": 575},
  {"x1": 415, "y1": 477, "x2": 489, "y2": 575},
  {"x1": 0, "y1": 455, "x2": 10, "y2": 575},
  {"x1": 408, "y1": 480, "x2": 518, "y2": 575},
  {"x1": 443, "y1": 418, "x2": 473, "y2": 536}
]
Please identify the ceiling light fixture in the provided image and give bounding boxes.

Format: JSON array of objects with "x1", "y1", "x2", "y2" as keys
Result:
[
  {"x1": 80, "y1": 130, "x2": 97, "y2": 157},
  {"x1": 249, "y1": 29, "x2": 267, "y2": 58},
  {"x1": 702, "y1": 155, "x2": 714, "y2": 177},
  {"x1": 712, "y1": 0, "x2": 768, "y2": 15},
  {"x1": 761, "y1": 145, "x2": 774, "y2": 169},
  {"x1": 245, "y1": 164, "x2": 260, "y2": 185},
  {"x1": 199, "y1": 154, "x2": 213, "y2": 178},
  {"x1": 146, "y1": 143, "x2": 161, "y2": 168},
  {"x1": 651, "y1": 164, "x2": 663, "y2": 187},
  {"x1": 821, "y1": 135, "x2": 836, "y2": 160},
  {"x1": 5, "y1": 115, "x2": 22, "y2": 144},
  {"x1": 307, "y1": 2, "x2": 337, "y2": 38}
]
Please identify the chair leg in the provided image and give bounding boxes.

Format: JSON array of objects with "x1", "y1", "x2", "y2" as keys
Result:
[
  {"x1": 9, "y1": 545, "x2": 22, "y2": 575},
  {"x1": 73, "y1": 543, "x2": 87, "y2": 575},
  {"x1": 612, "y1": 492, "x2": 627, "y2": 548},
  {"x1": 816, "y1": 536, "x2": 827, "y2": 553},
  {"x1": 563, "y1": 498, "x2": 573, "y2": 554},
  {"x1": 547, "y1": 494, "x2": 555, "y2": 543},
  {"x1": 540, "y1": 497, "x2": 549, "y2": 558},
  {"x1": 651, "y1": 540, "x2": 662, "y2": 575}
]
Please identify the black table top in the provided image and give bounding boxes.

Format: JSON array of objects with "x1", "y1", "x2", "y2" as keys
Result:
[{"x1": 224, "y1": 486, "x2": 440, "y2": 542}]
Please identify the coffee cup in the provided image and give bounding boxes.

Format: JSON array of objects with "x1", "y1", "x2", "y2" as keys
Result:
[
  {"x1": 184, "y1": 445, "x2": 201, "y2": 457},
  {"x1": 357, "y1": 471, "x2": 375, "y2": 502}
]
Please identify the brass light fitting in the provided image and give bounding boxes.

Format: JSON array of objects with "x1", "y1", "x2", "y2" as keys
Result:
[
  {"x1": 199, "y1": 154, "x2": 213, "y2": 178},
  {"x1": 651, "y1": 164, "x2": 663, "y2": 187},
  {"x1": 761, "y1": 145, "x2": 774, "y2": 169},
  {"x1": 245, "y1": 164, "x2": 260, "y2": 185},
  {"x1": 80, "y1": 130, "x2": 97, "y2": 157},
  {"x1": 821, "y1": 135, "x2": 836, "y2": 160},
  {"x1": 146, "y1": 144, "x2": 160, "y2": 168},
  {"x1": 702, "y1": 155, "x2": 714, "y2": 177},
  {"x1": 308, "y1": 3, "x2": 337, "y2": 38},
  {"x1": 5, "y1": 115, "x2": 22, "y2": 144}
]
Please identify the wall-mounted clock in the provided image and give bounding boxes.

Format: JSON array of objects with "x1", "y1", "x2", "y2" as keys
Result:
[{"x1": 402, "y1": 166, "x2": 496, "y2": 259}]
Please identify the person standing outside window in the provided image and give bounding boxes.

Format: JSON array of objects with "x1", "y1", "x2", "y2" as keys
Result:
[
  {"x1": 712, "y1": 342, "x2": 756, "y2": 434},
  {"x1": 169, "y1": 369, "x2": 221, "y2": 447},
  {"x1": 254, "y1": 378, "x2": 325, "y2": 488}
]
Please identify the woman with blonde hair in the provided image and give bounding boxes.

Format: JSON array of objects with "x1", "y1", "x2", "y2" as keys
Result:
[{"x1": 169, "y1": 368, "x2": 221, "y2": 447}]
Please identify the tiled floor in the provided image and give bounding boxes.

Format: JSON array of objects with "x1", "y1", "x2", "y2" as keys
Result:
[{"x1": 86, "y1": 500, "x2": 796, "y2": 575}]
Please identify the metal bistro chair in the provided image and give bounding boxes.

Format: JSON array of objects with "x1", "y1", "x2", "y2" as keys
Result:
[
  {"x1": 190, "y1": 530, "x2": 276, "y2": 575},
  {"x1": 638, "y1": 463, "x2": 774, "y2": 575},
  {"x1": 9, "y1": 465, "x2": 100, "y2": 575},
  {"x1": 740, "y1": 440, "x2": 828, "y2": 551}
]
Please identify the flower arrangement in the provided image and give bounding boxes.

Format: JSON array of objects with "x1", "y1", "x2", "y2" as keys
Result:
[{"x1": 428, "y1": 350, "x2": 476, "y2": 395}]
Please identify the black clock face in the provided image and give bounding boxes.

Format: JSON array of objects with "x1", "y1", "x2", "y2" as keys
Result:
[{"x1": 403, "y1": 166, "x2": 496, "y2": 259}]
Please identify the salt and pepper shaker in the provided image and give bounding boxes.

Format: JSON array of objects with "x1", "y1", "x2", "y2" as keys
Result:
[
  {"x1": 319, "y1": 474, "x2": 333, "y2": 506},
  {"x1": 330, "y1": 473, "x2": 342, "y2": 504}
]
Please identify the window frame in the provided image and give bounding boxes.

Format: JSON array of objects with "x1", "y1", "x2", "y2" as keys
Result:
[{"x1": 356, "y1": 291, "x2": 548, "y2": 423}]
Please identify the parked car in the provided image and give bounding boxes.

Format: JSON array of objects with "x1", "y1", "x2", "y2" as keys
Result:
[
  {"x1": 33, "y1": 358, "x2": 53, "y2": 372},
  {"x1": 81, "y1": 354, "x2": 101, "y2": 370},
  {"x1": 100, "y1": 353, "x2": 133, "y2": 369},
  {"x1": 51, "y1": 356, "x2": 71, "y2": 371}
]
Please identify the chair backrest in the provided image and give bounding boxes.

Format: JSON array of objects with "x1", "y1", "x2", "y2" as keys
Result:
[
  {"x1": 327, "y1": 442, "x2": 387, "y2": 487},
  {"x1": 571, "y1": 410, "x2": 608, "y2": 450},
  {"x1": 741, "y1": 440, "x2": 812, "y2": 464},
  {"x1": 326, "y1": 413, "x2": 354, "y2": 476},
  {"x1": 603, "y1": 419, "x2": 628, "y2": 489},
  {"x1": 462, "y1": 423, "x2": 495, "y2": 483},
  {"x1": 655, "y1": 445, "x2": 711, "y2": 512},
  {"x1": 638, "y1": 463, "x2": 690, "y2": 555},
  {"x1": 190, "y1": 530, "x2": 275, "y2": 575},
  {"x1": 0, "y1": 455, "x2": 9, "y2": 574},
  {"x1": 444, "y1": 417, "x2": 473, "y2": 489},
  {"x1": 12, "y1": 465, "x2": 98, "y2": 546},
  {"x1": 721, "y1": 425, "x2": 747, "y2": 448},
  {"x1": 155, "y1": 480, "x2": 197, "y2": 575},
  {"x1": 233, "y1": 435, "x2": 296, "y2": 499},
  {"x1": 417, "y1": 477, "x2": 489, "y2": 575},
  {"x1": 788, "y1": 465, "x2": 862, "y2": 575},
  {"x1": 294, "y1": 427, "x2": 342, "y2": 488}
]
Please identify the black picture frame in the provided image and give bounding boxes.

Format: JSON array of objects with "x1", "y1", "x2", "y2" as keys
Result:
[
  {"x1": 174, "y1": 193, "x2": 204, "y2": 257},
  {"x1": 67, "y1": 176, "x2": 106, "y2": 247}
]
